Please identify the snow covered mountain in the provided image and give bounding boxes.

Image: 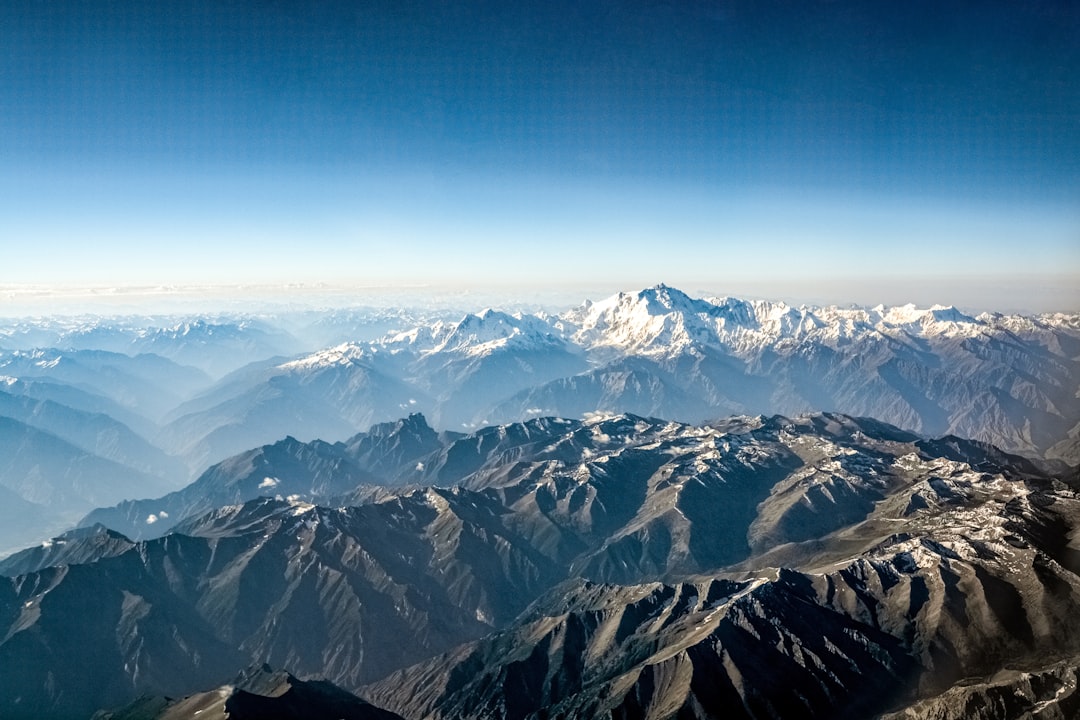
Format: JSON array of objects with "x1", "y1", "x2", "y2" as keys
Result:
[
  {"x1": 1, "y1": 288, "x2": 1075, "y2": 720},
  {"x1": 1, "y1": 286, "x2": 1075, "y2": 557},
  {"x1": 560, "y1": 283, "x2": 1001, "y2": 356},
  {"x1": 156, "y1": 285, "x2": 1080, "y2": 470},
  {"x1": 516, "y1": 285, "x2": 1080, "y2": 461}
]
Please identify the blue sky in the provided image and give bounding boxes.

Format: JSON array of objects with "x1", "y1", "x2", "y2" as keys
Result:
[{"x1": 2, "y1": 0, "x2": 1077, "y2": 311}]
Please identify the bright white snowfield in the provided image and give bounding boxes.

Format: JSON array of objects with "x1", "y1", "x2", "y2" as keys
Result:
[{"x1": 279, "y1": 284, "x2": 1077, "y2": 366}]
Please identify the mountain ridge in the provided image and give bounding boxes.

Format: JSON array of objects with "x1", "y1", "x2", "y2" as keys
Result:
[
  {"x1": 152, "y1": 285, "x2": 1080, "y2": 470},
  {"x1": 4, "y1": 411, "x2": 1076, "y2": 719}
]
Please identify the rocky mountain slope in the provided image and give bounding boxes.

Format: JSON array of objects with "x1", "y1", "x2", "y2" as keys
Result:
[
  {"x1": 3, "y1": 412, "x2": 1077, "y2": 719},
  {"x1": 82, "y1": 413, "x2": 447, "y2": 540},
  {"x1": 366, "y1": 450, "x2": 1080, "y2": 718}
]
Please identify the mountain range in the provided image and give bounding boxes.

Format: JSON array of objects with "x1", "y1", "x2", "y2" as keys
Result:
[
  {"x1": 1, "y1": 286, "x2": 1078, "y2": 719},
  {"x1": 150, "y1": 285, "x2": 1080, "y2": 473},
  {"x1": 0, "y1": 351, "x2": 206, "y2": 553},
  {"x1": 3, "y1": 411, "x2": 1079, "y2": 719}
]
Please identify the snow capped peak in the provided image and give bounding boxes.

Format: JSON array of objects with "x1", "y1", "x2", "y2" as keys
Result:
[
  {"x1": 634, "y1": 283, "x2": 699, "y2": 312},
  {"x1": 927, "y1": 305, "x2": 976, "y2": 324},
  {"x1": 367, "y1": 309, "x2": 565, "y2": 358},
  {"x1": 876, "y1": 303, "x2": 978, "y2": 329},
  {"x1": 393, "y1": 309, "x2": 564, "y2": 357},
  {"x1": 563, "y1": 286, "x2": 777, "y2": 357},
  {"x1": 380, "y1": 322, "x2": 448, "y2": 352},
  {"x1": 557, "y1": 285, "x2": 1005, "y2": 358},
  {"x1": 279, "y1": 342, "x2": 369, "y2": 370},
  {"x1": 215, "y1": 284, "x2": 1064, "y2": 387}
]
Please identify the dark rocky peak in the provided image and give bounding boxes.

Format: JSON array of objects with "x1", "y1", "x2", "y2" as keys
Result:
[
  {"x1": 95, "y1": 663, "x2": 404, "y2": 720},
  {"x1": 0, "y1": 524, "x2": 135, "y2": 577}
]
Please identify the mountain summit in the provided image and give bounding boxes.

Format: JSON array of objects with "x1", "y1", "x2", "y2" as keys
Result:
[{"x1": 143, "y1": 286, "x2": 1080, "y2": 469}]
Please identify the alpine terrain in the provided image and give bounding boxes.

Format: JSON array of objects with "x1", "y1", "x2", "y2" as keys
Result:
[
  {"x1": 0, "y1": 411, "x2": 1076, "y2": 718},
  {"x1": 0, "y1": 286, "x2": 1077, "y2": 719}
]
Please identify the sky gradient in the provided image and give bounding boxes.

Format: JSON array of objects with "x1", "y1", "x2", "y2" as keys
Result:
[{"x1": 2, "y1": 0, "x2": 1078, "y2": 311}]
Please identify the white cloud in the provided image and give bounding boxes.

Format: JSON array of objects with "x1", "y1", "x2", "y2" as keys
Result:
[
  {"x1": 258, "y1": 476, "x2": 280, "y2": 489},
  {"x1": 146, "y1": 514, "x2": 158, "y2": 524},
  {"x1": 583, "y1": 410, "x2": 617, "y2": 423},
  {"x1": 415, "y1": 462, "x2": 425, "y2": 471}
]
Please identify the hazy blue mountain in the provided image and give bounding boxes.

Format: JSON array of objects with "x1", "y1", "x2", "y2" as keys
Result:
[
  {"x1": 0, "y1": 348, "x2": 212, "y2": 422},
  {"x1": 156, "y1": 355, "x2": 431, "y2": 473},
  {"x1": 0, "y1": 483, "x2": 50, "y2": 557},
  {"x1": 280, "y1": 305, "x2": 460, "y2": 351},
  {"x1": 158, "y1": 355, "x2": 294, "y2": 424},
  {"x1": 0, "y1": 416, "x2": 172, "y2": 510},
  {"x1": 1, "y1": 315, "x2": 303, "y2": 378},
  {"x1": 0, "y1": 375, "x2": 156, "y2": 436},
  {"x1": 127, "y1": 318, "x2": 302, "y2": 378},
  {"x1": 0, "y1": 416, "x2": 177, "y2": 556},
  {"x1": 0, "y1": 388, "x2": 184, "y2": 483}
]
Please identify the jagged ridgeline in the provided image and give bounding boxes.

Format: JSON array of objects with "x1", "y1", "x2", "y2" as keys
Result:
[
  {"x1": 2, "y1": 286, "x2": 1078, "y2": 557},
  {"x1": 151, "y1": 285, "x2": 1080, "y2": 473},
  {"x1": 3, "y1": 412, "x2": 1080, "y2": 719}
]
